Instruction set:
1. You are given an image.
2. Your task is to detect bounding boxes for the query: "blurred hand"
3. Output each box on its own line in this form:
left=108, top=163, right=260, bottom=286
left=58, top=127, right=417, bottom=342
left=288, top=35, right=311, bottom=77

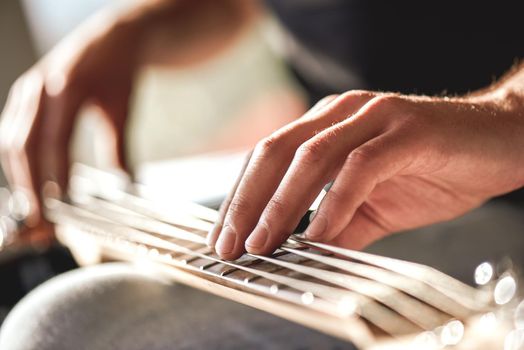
left=0, top=14, right=139, bottom=239
left=208, top=90, right=524, bottom=260
left=0, top=0, right=257, bottom=242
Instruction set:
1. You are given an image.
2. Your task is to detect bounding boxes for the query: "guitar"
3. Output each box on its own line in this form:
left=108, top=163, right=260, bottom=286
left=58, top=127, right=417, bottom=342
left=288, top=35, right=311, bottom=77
left=43, top=164, right=521, bottom=350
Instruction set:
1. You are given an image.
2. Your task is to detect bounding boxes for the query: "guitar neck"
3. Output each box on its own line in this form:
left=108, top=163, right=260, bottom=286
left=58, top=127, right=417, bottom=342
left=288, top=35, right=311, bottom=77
left=46, top=165, right=512, bottom=349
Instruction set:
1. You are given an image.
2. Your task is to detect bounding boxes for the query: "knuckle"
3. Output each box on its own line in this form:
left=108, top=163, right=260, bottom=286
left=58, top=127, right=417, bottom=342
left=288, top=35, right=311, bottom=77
left=265, top=196, right=286, bottom=216
left=340, top=90, right=376, bottom=102
left=226, top=195, right=252, bottom=221
left=295, top=138, right=329, bottom=165
left=366, top=94, right=402, bottom=111
left=325, top=186, right=345, bottom=206
left=316, top=94, right=339, bottom=106
left=322, top=94, right=340, bottom=101
left=254, top=134, right=283, bottom=158
left=347, top=145, right=377, bottom=167
left=332, top=90, right=377, bottom=108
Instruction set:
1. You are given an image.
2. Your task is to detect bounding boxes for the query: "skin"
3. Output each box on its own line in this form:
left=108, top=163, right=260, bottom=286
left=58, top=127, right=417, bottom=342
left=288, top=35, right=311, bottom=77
left=208, top=75, right=524, bottom=260
left=0, top=0, right=258, bottom=243
left=2, top=0, right=524, bottom=258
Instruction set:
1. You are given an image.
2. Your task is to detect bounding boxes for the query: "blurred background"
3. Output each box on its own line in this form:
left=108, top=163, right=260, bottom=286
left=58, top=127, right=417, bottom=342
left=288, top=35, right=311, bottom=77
left=1, top=0, right=524, bottom=336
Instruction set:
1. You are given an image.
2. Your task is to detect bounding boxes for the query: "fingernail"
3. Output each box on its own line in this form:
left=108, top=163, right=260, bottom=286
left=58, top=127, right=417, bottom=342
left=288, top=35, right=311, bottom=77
left=206, top=223, right=221, bottom=247
left=245, top=225, right=269, bottom=250
left=215, top=226, right=236, bottom=256
left=305, top=214, right=328, bottom=240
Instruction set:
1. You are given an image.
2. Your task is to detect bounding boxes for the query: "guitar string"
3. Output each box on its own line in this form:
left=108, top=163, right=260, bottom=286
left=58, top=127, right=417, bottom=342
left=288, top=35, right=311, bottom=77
left=291, top=238, right=491, bottom=310
left=280, top=246, right=475, bottom=319
left=71, top=168, right=488, bottom=304
left=47, top=198, right=422, bottom=336
left=72, top=178, right=490, bottom=313
left=54, top=169, right=493, bottom=332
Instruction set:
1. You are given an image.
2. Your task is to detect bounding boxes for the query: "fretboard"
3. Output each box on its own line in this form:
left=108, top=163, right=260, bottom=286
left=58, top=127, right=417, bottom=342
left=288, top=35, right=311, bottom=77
left=45, top=165, right=498, bottom=349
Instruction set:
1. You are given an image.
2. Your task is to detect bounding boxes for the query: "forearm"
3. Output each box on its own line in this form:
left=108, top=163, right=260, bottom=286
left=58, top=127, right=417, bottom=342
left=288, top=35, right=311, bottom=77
left=121, top=0, right=261, bottom=67
left=43, top=0, right=259, bottom=73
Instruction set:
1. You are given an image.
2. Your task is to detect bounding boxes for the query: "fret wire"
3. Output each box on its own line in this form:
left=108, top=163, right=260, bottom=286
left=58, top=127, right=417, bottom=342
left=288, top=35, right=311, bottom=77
left=207, top=251, right=289, bottom=277
left=199, top=261, right=220, bottom=271
left=220, top=267, right=239, bottom=277
left=184, top=256, right=202, bottom=264
left=244, top=266, right=286, bottom=283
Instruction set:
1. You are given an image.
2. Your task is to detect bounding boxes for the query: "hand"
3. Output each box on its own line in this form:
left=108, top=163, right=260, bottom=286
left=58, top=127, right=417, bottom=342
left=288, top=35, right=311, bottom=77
left=208, top=90, right=524, bottom=260
left=0, top=11, right=141, bottom=239
left=0, top=0, right=259, bottom=243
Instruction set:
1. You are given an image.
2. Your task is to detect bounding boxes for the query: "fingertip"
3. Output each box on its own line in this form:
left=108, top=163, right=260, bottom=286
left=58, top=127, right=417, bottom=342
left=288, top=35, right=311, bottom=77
left=244, top=225, right=269, bottom=254
left=206, top=223, right=221, bottom=247
left=304, top=212, right=328, bottom=241
left=214, top=225, right=243, bottom=260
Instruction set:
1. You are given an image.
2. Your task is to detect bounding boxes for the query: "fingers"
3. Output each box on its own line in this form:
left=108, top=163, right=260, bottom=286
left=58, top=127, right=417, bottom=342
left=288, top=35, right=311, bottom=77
left=214, top=91, right=377, bottom=259
left=40, top=85, right=82, bottom=192
left=244, top=96, right=389, bottom=256
left=304, top=130, right=416, bottom=244
left=0, top=71, right=83, bottom=230
left=96, top=85, right=132, bottom=172
left=206, top=94, right=338, bottom=248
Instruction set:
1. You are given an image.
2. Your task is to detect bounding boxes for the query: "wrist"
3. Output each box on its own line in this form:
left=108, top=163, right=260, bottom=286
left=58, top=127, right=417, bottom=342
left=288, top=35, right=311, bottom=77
left=455, top=79, right=524, bottom=191
left=466, top=66, right=524, bottom=115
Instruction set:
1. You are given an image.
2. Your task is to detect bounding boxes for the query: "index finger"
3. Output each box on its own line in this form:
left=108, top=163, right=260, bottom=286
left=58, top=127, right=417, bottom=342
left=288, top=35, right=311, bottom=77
left=206, top=95, right=340, bottom=249
left=206, top=149, right=253, bottom=247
